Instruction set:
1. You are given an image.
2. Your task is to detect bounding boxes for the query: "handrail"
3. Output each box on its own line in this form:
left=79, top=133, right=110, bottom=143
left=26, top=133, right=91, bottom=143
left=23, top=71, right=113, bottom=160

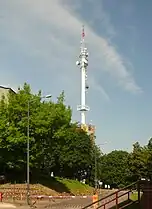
left=96, top=196, right=118, bottom=209
left=118, top=190, right=131, bottom=198
left=82, top=181, right=139, bottom=209
left=96, top=190, right=131, bottom=209
left=115, top=181, right=138, bottom=193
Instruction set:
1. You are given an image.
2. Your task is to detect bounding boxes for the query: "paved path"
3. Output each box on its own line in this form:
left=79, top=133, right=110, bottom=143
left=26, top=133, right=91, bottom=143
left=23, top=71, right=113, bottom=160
left=46, top=197, right=92, bottom=208
left=0, top=191, right=129, bottom=209
left=0, top=203, right=16, bottom=208
left=32, top=193, right=127, bottom=208
left=97, top=193, right=128, bottom=209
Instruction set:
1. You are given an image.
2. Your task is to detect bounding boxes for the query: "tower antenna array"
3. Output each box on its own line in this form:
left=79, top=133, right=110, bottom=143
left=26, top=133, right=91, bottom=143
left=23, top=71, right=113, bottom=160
left=76, top=25, right=90, bottom=125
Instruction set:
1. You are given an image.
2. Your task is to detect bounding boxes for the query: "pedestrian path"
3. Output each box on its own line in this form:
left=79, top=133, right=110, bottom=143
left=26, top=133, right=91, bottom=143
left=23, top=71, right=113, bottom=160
left=0, top=203, right=16, bottom=208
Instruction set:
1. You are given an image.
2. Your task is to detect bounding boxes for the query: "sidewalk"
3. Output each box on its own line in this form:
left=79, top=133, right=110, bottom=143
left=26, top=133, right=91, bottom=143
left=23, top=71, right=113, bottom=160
left=0, top=203, right=16, bottom=208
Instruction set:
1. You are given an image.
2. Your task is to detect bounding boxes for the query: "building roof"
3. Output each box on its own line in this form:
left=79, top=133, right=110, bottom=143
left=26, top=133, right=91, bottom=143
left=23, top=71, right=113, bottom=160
left=0, top=86, right=16, bottom=94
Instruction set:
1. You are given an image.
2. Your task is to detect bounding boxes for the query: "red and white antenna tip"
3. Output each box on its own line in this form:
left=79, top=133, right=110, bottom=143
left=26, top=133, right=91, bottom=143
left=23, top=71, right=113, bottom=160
left=82, top=25, right=85, bottom=38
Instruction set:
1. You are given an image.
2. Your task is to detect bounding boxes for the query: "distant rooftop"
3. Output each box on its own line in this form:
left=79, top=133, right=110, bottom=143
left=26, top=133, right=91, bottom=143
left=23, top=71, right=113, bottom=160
left=0, top=86, right=16, bottom=94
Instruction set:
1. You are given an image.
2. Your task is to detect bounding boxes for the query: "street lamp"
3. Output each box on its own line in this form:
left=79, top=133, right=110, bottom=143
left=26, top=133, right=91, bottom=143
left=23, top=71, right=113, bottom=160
left=94, top=142, right=107, bottom=189
left=27, top=95, right=51, bottom=205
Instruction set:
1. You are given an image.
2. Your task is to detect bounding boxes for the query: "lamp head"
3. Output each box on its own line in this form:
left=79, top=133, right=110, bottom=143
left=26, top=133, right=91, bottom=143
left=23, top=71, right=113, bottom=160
left=45, top=95, right=52, bottom=99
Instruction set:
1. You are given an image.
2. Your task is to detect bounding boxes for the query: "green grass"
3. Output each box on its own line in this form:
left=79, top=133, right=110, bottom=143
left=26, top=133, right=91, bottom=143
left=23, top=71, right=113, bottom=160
left=31, top=174, right=94, bottom=195
left=55, top=177, right=94, bottom=195
left=0, top=176, right=94, bottom=196
left=130, top=192, right=138, bottom=201
left=38, top=175, right=94, bottom=195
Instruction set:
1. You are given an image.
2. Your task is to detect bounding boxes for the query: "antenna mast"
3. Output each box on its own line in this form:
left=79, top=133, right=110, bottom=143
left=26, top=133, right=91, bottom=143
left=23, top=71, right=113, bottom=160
left=76, top=25, right=90, bottom=125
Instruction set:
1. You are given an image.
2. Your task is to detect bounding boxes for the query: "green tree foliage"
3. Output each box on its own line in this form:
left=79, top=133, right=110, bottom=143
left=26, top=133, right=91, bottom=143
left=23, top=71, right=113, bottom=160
left=1, top=83, right=152, bottom=187
left=146, top=138, right=152, bottom=180
left=97, top=139, right=152, bottom=188
left=0, top=83, right=94, bottom=182
left=98, top=150, right=130, bottom=188
left=97, top=140, right=152, bottom=188
left=128, top=142, right=149, bottom=182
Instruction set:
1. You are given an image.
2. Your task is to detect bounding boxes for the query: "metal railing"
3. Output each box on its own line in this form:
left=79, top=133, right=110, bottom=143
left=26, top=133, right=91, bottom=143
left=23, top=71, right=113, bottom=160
left=82, top=181, right=140, bottom=209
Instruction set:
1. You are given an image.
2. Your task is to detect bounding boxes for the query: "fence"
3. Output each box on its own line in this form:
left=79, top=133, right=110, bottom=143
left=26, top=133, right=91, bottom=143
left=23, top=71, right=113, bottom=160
left=82, top=181, right=140, bottom=209
left=0, top=183, right=90, bottom=206
left=1, top=181, right=151, bottom=208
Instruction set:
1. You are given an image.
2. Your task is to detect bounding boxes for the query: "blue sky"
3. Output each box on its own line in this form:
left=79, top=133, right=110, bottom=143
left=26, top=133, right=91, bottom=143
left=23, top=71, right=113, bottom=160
left=0, top=0, right=151, bottom=153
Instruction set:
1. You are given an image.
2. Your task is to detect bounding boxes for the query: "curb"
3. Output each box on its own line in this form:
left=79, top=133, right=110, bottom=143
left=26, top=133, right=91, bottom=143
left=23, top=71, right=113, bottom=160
left=33, top=195, right=91, bottom=199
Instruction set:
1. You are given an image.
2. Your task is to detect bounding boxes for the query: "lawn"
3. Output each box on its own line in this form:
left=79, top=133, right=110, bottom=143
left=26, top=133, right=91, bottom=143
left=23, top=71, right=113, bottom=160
left=56, top=177, right=94, bottom=195
left=0, top=176, right=94, bottom=196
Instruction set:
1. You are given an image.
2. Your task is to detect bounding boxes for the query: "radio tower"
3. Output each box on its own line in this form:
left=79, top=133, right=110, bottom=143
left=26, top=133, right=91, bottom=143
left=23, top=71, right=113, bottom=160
left=76, top=25, right=90, bottom=126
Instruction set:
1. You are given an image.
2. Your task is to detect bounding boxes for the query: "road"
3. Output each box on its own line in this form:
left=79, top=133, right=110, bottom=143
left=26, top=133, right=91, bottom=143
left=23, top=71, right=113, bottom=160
left=46, top=197, right=92, bottom=208
left=34, top=192, right=128, bottom=208
left=0, top=203, right=16, bottom=209
left=0, top=198, right=91, bottom=209
left=0, top=191, right=128, bottom=209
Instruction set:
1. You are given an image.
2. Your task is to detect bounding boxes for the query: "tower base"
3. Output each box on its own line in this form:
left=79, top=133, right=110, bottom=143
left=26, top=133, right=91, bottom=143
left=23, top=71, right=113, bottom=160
left=79, top=123, right=96, bottom=143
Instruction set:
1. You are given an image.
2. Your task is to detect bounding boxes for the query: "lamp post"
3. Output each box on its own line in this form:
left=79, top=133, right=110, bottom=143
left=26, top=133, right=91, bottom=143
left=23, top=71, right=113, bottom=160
left=94, top=146, right=97, bottom=189
left=27, top=95, right=51, bottom=205
left=94, top=142, right=107, bottom=189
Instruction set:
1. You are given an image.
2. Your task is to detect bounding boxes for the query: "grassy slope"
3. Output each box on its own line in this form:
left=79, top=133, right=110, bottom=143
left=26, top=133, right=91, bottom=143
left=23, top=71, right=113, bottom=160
left=0, top=177, right=94, bottom=196
left=57, top=177, right=94, bottom=195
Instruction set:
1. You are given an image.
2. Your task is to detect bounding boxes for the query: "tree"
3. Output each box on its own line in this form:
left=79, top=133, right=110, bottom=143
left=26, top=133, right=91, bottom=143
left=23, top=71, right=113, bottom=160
left=128, top=142, right=149, bottom=182
left=148, top=138, right=152, bottom=150
left=99, top=150, right=130, bottom=188
left=53, top=124, right=94, bottom=178
left=147, top=138, right=152, bottom=180
left=0, top=83, right=42, bottom=179
left=0, top=83, right=94, bottom=183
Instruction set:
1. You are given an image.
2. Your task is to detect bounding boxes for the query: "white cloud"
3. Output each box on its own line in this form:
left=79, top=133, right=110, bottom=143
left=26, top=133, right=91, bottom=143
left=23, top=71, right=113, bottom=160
left=0, top=0, right=141, bottom=100
left=30, top=0, right=141, bottom=92
left=0, top=0, right=144, bottom=153
left=89, top=78, right=110, bottom=102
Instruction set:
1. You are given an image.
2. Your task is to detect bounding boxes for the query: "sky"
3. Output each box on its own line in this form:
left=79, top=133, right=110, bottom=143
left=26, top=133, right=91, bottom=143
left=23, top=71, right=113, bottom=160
left=0, top=0, right=152, bottom=153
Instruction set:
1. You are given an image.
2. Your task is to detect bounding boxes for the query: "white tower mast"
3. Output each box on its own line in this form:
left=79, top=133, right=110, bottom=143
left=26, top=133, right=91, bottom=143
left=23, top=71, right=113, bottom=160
left=76, top=25, right=90, bottom=125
